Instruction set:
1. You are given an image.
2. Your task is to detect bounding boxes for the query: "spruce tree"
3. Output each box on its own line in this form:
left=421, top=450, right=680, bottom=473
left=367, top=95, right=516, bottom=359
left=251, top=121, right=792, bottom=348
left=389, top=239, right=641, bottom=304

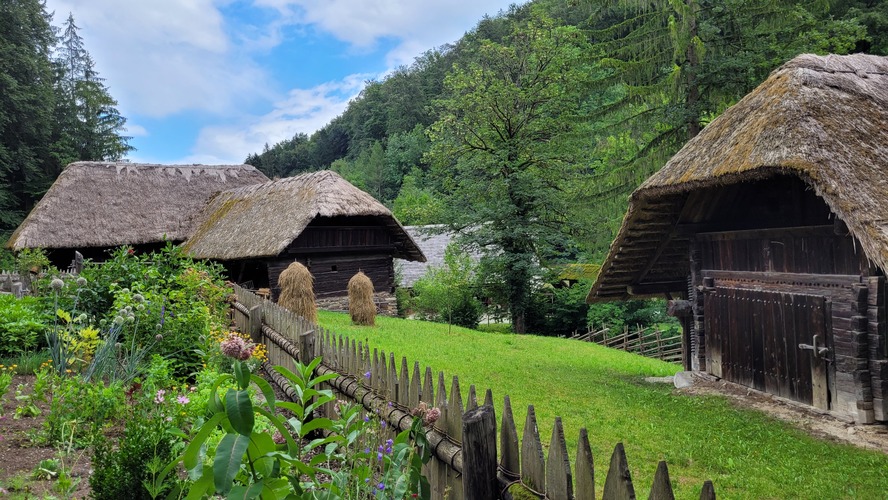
left=0, top=0, right=59, bottom=235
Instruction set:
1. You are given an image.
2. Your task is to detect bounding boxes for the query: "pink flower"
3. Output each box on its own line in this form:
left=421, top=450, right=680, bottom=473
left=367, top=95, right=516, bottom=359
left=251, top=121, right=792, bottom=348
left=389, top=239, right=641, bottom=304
left=220, top=334, right=255, bottom=361
left=177, top=395, right=190, bottom=405
left=154, top=390, right=166, bottom=404
left=423, top=407, right=441, bottom=425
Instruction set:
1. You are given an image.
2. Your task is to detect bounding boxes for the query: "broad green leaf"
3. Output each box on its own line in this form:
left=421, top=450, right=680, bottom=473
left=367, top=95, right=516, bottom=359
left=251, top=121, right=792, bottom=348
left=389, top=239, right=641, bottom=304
left=248, top=432, right=276, bottom=478
left=251, top=374, right=277, bottom=412
left=184, top=465, right=214, bottom=500
left=226, top=389, right=255, bottom=436
left=234, top=360, right=251, bottom=390
left=228, top=480, right=264, bottom=500
left=214, top=433, right=251, bottom=495
left=183, top=412, right=226, bottom=470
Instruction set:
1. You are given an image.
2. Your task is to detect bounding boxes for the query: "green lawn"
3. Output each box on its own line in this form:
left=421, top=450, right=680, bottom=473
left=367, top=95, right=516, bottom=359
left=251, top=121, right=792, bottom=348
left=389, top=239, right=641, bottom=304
left=318, top=312, right=888, bottom=499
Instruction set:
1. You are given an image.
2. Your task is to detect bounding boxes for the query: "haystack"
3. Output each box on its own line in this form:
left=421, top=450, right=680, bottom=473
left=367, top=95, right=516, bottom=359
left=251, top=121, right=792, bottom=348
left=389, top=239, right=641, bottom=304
left=348, top=272, right=376, bottom=326
left=277, top=262, right=317, bottom=323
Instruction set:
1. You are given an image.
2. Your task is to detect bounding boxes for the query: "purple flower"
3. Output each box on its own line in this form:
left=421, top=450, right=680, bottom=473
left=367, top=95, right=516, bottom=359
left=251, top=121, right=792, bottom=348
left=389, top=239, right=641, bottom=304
left=363, top=415, right=370, bottom=423
left=377, top=451, right=383, bottom=461
left=377, top=483, right=385, bottom=491
left=380, top=420, right=387, bottom=429
left=363, top=371, right=371, bottom=379
left=177, top=395, right=190, bottom=405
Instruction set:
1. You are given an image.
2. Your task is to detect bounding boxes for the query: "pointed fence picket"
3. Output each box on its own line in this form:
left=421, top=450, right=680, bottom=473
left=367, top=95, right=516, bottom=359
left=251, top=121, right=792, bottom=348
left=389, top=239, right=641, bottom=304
left=230, top=284, right=716, bottom=499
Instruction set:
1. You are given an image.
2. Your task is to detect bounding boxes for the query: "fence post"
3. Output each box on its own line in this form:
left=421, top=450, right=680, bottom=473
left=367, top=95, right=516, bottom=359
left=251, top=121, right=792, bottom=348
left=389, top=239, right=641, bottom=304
left=299, top=329, right=316, bottom=364
left=248, top=305, right=262, bottom=344
left=462, top=404, right=498, bottom=500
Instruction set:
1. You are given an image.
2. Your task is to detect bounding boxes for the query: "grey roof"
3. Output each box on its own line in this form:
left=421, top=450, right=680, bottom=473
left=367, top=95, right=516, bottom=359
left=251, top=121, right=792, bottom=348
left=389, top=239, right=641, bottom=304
left=396, top=225, right=480, bottom=287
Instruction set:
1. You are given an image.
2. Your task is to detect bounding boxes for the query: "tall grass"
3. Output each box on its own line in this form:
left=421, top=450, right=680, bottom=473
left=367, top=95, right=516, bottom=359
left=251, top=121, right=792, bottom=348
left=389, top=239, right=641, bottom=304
left=318, top=311, right=888, bottom=499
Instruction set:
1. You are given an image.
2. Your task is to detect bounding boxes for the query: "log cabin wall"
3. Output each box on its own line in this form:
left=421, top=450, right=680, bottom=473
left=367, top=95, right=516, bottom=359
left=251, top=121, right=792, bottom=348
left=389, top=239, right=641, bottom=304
left=683, top=176, right=884, bottom=422
left=267, top=216, right=397, bottom=300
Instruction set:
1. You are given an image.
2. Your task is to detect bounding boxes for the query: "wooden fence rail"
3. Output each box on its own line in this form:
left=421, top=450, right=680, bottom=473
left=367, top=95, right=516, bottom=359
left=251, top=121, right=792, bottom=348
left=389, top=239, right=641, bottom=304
left=231, top=285, right=714, bottom=499
left=572, top=326, right=683, bottom=364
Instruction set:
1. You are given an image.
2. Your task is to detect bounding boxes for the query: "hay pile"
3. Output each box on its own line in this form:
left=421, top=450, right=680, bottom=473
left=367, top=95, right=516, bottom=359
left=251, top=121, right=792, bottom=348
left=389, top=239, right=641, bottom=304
left=277, top=261, right=317, bottom=323
left=348, top=272, right=376, bottom=326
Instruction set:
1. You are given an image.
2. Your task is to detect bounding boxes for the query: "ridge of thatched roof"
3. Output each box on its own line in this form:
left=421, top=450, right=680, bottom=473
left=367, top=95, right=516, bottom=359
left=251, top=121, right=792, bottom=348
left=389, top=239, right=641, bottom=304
left=7, top=162, right=269, bottom=251
left=588, top=53, right=888, bottom=303
left=183, top=170, right=426, bottom=262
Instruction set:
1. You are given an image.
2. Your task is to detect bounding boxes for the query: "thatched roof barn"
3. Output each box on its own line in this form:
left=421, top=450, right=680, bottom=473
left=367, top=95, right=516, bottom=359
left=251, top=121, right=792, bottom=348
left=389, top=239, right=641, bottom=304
left=586, top=53, right=888, bottom=424
left=7, top=162, right=269, bottom=259
left=183, top=170, right=425, bottom=298
left=588, top=53, right=888, bottom=303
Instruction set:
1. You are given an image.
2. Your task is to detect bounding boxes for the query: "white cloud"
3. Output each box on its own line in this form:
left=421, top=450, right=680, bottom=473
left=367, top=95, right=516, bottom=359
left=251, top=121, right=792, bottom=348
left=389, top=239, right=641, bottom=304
left=184, top=74, right=370, bottom=164
left=255, top=0, right=517, bottom=64
left=125, top=124, right=148, bottom=137
left=46, top=0, right=270, bottom=118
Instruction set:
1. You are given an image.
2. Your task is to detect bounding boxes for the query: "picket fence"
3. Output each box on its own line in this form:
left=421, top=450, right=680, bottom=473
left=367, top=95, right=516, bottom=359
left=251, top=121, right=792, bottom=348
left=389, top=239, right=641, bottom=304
left=231, top=285, right=715, bottom=499
left=572, top=326, right=683, bottom=365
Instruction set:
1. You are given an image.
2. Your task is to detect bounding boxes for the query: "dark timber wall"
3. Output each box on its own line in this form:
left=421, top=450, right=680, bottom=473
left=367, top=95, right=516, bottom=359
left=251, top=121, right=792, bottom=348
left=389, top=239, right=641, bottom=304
left=266, top=216, right=397, bottom=300
left=684, top=176, right=887, bottom=423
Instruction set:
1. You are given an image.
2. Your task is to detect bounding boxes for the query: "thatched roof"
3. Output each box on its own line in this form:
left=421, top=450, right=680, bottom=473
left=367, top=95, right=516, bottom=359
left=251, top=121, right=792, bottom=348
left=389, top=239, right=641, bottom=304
left=183, top=170, right=425, bottom=262
left=7, top=162, right=269, bottom=251
left=588, top=53, right=888, bottom=302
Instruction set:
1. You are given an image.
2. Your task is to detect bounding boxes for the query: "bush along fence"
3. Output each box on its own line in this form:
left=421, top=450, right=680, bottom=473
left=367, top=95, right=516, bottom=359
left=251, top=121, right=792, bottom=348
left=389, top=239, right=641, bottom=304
left=231, top=284, right=715, bottom=499
left=572, top=326, right=683, bottom=365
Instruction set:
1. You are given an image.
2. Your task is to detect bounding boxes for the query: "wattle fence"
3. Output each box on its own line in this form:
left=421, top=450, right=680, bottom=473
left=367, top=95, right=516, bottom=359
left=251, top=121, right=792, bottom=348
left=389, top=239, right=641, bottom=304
left=231, top=285, right=715, bottom=499
left=572, top=326, right=683, bottom=364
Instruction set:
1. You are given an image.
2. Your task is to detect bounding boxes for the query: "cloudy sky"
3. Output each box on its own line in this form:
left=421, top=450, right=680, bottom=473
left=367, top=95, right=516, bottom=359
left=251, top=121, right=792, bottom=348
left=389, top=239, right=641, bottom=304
left=44, top=0, right=520, bottom=165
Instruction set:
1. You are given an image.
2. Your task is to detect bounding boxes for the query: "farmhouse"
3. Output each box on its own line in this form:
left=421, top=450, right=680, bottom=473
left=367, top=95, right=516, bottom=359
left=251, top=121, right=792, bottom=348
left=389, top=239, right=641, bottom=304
left=6, top=162, right=269, bottom=265
left=587, top=53, right=888, bottom=423
left=182, top=170, right=425, bottom=302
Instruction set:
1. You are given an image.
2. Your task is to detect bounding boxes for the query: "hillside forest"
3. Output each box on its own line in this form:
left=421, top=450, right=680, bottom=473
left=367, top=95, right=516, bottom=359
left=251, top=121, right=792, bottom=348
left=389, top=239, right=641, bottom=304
left=2, top=0, right=887, bottom=334
left=244, top=0, right=888, bottom=332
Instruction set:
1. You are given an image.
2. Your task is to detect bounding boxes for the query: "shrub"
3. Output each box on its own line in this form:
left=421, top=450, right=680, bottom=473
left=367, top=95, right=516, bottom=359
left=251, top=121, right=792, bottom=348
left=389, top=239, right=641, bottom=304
left=526, top=281, right=590, bottom=336
left=348, top=271, right=376, bottom=326
left=0, top=295, right=50, bottom=355
left=277, top=261, right=317, bottom=322
left=410, top=244, right=482, bottom=329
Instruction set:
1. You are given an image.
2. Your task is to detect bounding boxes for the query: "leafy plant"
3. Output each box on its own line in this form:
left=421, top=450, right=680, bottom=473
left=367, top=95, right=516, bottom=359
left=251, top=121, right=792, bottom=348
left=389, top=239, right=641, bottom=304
left=410, top=243, right=482, bottom=329
left=0, top=294, right=50, bottom=355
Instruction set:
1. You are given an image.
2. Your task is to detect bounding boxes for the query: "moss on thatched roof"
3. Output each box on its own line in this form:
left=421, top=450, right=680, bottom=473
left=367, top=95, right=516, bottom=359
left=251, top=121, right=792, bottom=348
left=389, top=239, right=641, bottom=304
left=183, top=170, right=425, bottom=262
left=7, top=162, right=269, bottom=251
left=588, top=53, right=888, bottom=303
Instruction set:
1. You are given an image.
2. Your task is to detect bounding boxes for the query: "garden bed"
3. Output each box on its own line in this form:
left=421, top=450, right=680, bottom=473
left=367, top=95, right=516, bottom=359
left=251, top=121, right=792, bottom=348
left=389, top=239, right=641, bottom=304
left=0, top=375, right=93, bottom=498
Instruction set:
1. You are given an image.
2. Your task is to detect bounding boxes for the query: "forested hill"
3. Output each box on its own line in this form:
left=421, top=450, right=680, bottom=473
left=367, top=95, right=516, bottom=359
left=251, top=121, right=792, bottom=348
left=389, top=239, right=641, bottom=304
left=245, top=0, right=886, bottom=260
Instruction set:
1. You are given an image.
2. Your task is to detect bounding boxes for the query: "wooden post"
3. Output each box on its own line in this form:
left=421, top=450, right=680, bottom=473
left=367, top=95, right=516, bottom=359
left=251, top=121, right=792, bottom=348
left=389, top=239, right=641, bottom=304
left=299, top=329, right=316, bottom=365
left=248, top=305, right=262, bottom=345
left=462, top=404, right=497, bottom=500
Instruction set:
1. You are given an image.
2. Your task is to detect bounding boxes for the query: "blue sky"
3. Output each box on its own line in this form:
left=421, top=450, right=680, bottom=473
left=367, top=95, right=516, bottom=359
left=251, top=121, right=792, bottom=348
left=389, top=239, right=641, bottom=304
left=44, top=0, right=521, bottom=165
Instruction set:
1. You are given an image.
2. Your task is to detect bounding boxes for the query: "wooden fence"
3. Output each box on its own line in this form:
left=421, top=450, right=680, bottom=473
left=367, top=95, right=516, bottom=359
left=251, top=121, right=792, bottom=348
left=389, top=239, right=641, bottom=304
left=231, top=285, right=715, bottom=499
left=572, top=326, right=683, bottom=364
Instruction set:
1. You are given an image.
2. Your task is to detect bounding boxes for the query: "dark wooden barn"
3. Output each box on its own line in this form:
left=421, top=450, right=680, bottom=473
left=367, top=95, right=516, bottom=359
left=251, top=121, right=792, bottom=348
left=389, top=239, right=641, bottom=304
left=183, top=170, right=425, bottom=300
left=6, top=162, right=269, bottom=266
left=587, top=54, right=888, bottom=423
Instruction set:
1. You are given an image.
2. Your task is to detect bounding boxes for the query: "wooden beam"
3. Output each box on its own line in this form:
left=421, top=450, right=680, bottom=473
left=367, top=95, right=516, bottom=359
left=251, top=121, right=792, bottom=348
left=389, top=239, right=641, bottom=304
left=628, top=280, right=687, bottom=295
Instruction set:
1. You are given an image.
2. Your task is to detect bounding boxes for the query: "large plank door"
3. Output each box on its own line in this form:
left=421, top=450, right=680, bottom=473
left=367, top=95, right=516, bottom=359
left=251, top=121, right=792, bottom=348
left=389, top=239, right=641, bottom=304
left=705, top=287, right=831, bottom=409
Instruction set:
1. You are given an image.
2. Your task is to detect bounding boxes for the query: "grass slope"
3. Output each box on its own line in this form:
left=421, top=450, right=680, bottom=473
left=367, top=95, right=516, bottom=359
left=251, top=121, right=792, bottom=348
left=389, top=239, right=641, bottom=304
left=319, top=312, right=888, bottom=499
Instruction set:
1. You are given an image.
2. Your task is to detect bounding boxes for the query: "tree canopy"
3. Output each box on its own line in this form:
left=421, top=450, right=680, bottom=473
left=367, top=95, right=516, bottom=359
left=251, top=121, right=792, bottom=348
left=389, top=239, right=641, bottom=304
left=0, top=3, right=133, bottom=239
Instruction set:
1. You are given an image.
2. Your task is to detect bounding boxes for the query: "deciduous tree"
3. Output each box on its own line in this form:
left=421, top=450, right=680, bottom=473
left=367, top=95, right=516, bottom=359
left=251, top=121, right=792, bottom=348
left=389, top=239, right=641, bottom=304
left=427, top=13, right=592, bottom=333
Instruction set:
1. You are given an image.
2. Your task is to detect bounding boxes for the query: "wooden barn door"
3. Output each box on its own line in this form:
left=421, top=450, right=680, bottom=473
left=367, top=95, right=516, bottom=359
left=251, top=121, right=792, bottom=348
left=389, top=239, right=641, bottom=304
left=705, top=287, right=831, bottom=409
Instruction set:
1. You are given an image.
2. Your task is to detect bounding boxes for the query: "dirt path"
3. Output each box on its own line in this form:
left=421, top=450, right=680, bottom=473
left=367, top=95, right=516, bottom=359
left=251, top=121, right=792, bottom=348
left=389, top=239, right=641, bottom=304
left=678, top=374, right=888, bottom=454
